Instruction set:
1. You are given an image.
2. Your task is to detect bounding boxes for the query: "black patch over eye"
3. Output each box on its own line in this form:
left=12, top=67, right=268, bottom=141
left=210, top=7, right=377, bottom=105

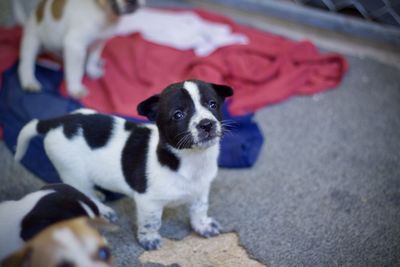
left=173, top=110, right=185, bottom=120
left=57, top=261, right=75, bottom=267
left=208, top=100, right=217, bottom=109
left=97, top=246, right=111, bottom=262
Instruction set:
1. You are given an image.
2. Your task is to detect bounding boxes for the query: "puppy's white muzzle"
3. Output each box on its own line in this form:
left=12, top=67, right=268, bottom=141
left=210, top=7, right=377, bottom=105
left=193, top=119, right=221, bottom=149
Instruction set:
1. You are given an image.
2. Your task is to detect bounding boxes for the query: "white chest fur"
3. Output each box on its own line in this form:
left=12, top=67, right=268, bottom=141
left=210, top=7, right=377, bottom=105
left=144, top=126, right=219, bottom=206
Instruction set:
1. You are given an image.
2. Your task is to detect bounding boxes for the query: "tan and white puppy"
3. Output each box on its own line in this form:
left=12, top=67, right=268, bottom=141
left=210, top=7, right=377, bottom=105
left=0, top=183, right=103, bottom=260
left=1, top=217, right=115, bottom=267
left=16, top=0, right=145, bottom=98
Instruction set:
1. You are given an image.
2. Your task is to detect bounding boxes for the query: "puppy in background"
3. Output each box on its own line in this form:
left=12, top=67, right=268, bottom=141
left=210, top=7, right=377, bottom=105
left=15, top=0, right=145, bottom=98
left=1, top=217, right=115, bottom=267
left=0, top=183, right=101, bottom=260
left=15, top=80, right=233, bottom=250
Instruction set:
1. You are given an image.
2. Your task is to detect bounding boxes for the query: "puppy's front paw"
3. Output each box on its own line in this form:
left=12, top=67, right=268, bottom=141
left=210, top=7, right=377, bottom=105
left=192, top=217, right=221, bottom=238
left=138, top=232, right=161, bottom=250
left=69, top=85, right=89, bottom=99
left=103, top=211, right=119, bottom=223
left=22, top=79, right=42, bottom=92
left=99, top=206, right=118, bottom=223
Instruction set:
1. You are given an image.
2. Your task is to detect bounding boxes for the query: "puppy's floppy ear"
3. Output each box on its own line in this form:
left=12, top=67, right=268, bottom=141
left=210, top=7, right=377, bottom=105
left=1, top=245, right=33, bottom=267
left=137, top=95, right=160, bottom=121
left=211, top=83, right=234, bottom=99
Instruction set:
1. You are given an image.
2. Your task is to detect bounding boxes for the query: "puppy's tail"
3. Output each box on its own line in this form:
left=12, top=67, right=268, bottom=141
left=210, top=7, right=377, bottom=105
left=12, top=0, right=28, bottom=26
left=15, top=119, right=39, bottom=161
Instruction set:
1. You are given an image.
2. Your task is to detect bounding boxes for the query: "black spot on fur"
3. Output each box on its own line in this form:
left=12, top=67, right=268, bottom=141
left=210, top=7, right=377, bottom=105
left=124, top=121, right=136, bottom=131
left=157, top=144, right=180, bottom=171
left=121, top=124, right=151, bottom=193
left=20, top=183, right=100, bottom=241
left=36, top=119, right=55, bottom=134
left=137, top=95, right=160, bottom=121
left=37, top=113, right=114, bottom=149
left=154, top=85, right=195, bottom=149
left=210, top=82, right=234, bottom=99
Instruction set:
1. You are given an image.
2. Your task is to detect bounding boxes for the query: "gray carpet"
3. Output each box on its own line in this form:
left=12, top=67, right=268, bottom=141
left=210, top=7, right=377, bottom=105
left=1, top=54, right=399, bottom=266
left=1, top=0, right=400, bottom=266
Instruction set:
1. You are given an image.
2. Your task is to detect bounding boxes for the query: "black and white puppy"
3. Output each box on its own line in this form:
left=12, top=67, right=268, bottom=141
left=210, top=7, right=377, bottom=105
left=15, top=80, right=233, bottom=250
left=0, top=183, right=100, bottom=260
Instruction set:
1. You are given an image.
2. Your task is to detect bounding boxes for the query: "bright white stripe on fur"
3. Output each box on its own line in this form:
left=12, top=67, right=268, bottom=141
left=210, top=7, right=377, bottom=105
left=71, top=108, right=96, bottom=115
left=79, top=201, right=96, bottom=219
left=14, top=119, right=39, bottom=162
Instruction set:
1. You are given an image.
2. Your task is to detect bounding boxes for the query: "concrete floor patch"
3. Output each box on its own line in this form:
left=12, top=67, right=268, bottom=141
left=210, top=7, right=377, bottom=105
left=139, top=233, right=266, bottom=267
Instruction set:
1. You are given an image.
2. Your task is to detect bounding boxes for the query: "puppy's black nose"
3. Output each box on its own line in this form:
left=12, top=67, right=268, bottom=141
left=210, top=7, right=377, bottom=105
left=197, top=119, right=215, bottom=133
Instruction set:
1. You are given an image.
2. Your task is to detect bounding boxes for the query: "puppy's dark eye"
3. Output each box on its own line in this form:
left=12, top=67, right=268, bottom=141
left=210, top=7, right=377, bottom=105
left=208, top=100, right=217, bottom=109
left=173, top=110, right=185, bottom=120
left=97, top=246, right=111, bottom=262
left=57, top=261, right=74, bottom=267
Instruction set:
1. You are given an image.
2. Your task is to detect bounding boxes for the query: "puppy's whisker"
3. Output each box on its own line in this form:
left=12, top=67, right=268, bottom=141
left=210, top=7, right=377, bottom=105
left=176, top=137, right=185, bottom=149
left=221, top=122, right=238, bottom=130
left=182, top=135, right=192, bottom=149
left=221, top=130, right=233, bottom=137
left=184, top=134, right=193, bottom=148
left=175, top=131, right=190, bottom=139
left=221, top=125, right=235, bottom=137
left=176, top=132, right=191, bottom=149
left=221, top=119, right=239, bottom=126
left=177, top=138, right=185, bottom=149
left=218, top=131, right=230, bottom=138
left=180, top=133, right=190, bottom=146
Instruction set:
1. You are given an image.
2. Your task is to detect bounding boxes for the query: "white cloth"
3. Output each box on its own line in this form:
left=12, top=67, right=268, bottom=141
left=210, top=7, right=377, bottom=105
left=115, top=8, right=248, bottom=56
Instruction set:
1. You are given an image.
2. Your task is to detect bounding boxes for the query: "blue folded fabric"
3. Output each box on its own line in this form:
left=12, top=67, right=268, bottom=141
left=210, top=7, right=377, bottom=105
left=219, top=104, right=264, bottom=168
left=0, top=63, right=264, bottom=199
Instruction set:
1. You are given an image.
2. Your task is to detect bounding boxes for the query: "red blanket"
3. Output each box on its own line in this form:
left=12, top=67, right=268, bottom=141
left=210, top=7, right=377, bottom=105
left=63, top=9, right=347, bottom=117
left=0, top=27, right=23, bottom=139
left=1, top=9, right=347, bottom=119
left=0, top=27, right=22, bottom=78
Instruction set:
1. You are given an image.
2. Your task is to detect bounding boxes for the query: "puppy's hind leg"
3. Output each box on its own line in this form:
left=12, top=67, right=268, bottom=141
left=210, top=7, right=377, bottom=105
left=43, top=135, right=118, bottom=222
left=86, top=41, right=105, bottom=79
left=63, top=33, right=90, bottom=98
left=18, top=18, right=42, bottom=92
left=61, top=173, right=118, bottom=223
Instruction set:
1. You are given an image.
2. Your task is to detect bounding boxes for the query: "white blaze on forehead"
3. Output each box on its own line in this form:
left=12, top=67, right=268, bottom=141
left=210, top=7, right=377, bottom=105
left=183, top=81, right=201, bottom=108
left=183, top=81, right=215, bottom=121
